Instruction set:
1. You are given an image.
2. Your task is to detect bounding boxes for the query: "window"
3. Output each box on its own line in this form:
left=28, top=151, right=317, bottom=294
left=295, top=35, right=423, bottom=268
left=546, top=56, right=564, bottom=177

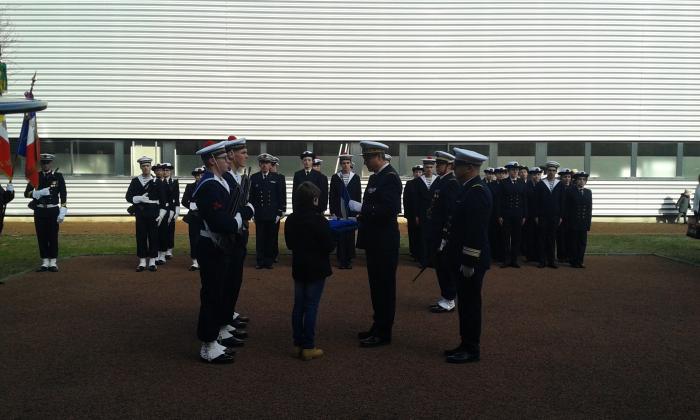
left=497, top=142, right=535, bottom=167
left=175, top=141, right=201, bottom=177
left=682, top=142, right=700, bottom=179
left=590, top=143, right=631, bottom=178
left=636, top=143, right=676, bottom=178
left=547, top=142, right=585, bottom=172
left=40, top=140, right=73, bottom=174
left=74, top=141, right=115, bottom=175
left=266, top=141, right=309, bottom=177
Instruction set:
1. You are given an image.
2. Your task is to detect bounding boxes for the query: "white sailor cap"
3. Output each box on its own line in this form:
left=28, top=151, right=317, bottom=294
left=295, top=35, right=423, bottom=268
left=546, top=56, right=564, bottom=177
left=452, top=148, right=488, bottom=166
left=412, top=164, right=424, bottom=171
left=528, top=166, right=541, bottom=174
left=191, top=166, right=205, bottom=176
left=422, top=156, right=436, bottom=165
left=162, top=162, right=174, bottom=170
left=257, top=153, right=274, bottom=163
left=359, top=141, right=389, bottom=155
left=137, top=156, right=153, bottom=165
left=196, top=140, right=228, bottom=160
left=484, top=167, right=495, bottom=174
left=300, top=150, right=315, bottom=160
left=558, top=167, right=573, bottom=175
left=313, top=158, right=323, bottom=165
left=573, top=171, right=590, bottom=179
left=434, top=151, right=455, bottom=163
left=225, top=136, right=247, bottom=151
left=338, top=154, right=353, bottom=162
left=504, top=161, right=520, bottom=169
left=544, top=160, right=561, bottom=169
left=39, top=153, right=55, bottom=162
left=270, top=155, right=280, bottom=164
left=385, top=154, right=392, bottom=162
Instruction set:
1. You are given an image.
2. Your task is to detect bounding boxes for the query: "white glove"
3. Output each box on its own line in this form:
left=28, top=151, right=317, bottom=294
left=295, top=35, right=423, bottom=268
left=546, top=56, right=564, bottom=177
left=32, top=188, right=51, bottom=199
left=174, top=206, right=181, bottom=219
left=57, top=207, right=68, bottom=223
left=275, top=215, right=281, bottom=224
left=348, top=216, right=357, bottom=222
left=132, top=195, right=145, bottom=204
left=234, top=213, right=243, bottom=232
left=6, top=183, right=13, bottom=193
left=460, top=265, right=475, bottom=278
left=438, top=239, right=447, bottom=252
left=246, top=202, right=255, bottom=216
left=348, top=200, right=362, bottom=213
left=189, top=202, right=198, bottom=211
left=156, top=209, right=167, bottom=225
left=168, top=210, right=175, bottom=223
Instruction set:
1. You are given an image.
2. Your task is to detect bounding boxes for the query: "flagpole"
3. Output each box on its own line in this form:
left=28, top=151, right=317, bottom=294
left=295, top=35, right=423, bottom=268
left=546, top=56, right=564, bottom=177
left=8, top=72, right=37, bottom=184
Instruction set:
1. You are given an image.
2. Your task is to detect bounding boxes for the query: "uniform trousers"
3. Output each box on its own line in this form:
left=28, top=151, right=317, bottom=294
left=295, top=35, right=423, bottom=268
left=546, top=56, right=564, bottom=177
left=501, top=216, right=523, bottom=264
left=435, top=252, right=457, bottom=300
left=522, top=218, right=539, bottom=261
left=456, top=268, right=486, bottom=353
left=418, top=217, right=432, bottom=267
left=567, top=229, right=588, bottom=266
left=34, top=208, right=60, bottom=259
left=489, top=218, right=504, bottom=262
left=135, top=213, right=158, bottom=258
left=406, top=218, right=420, bottom=259
left=255, top=220, right=276, bottom=266
left=556, top=225, right=568, bottom=261
left=157, top=218, right=170, bottom=252
left=168, top=220, right=176, bottom=249
left=365, top=231, right=399, bottom=339
left=336, top=230, right=355, bottom=267
left=197, top=237, right=229, bottom=342
left=272, top=220, right=280, bottom=260
left=187, top=216, right=201, bottom=259
left=537, top=217, right=560, bottom=265
left=223, top=241, right=247, bottom=322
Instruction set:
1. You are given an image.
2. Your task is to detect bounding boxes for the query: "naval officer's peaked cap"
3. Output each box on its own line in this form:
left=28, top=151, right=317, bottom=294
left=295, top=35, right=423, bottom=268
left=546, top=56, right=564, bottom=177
left=359, top=141, right=389, bottom=154
left=257, top=153, right=274, bottom=163
left=137, top=156, right=153, bottom=165
left=39, top=153, right=55, bottom=162
left=300, top=150, right=316, bottom=160
left=452, top=148, right=488, bottom=166
left=504, top=161, right=520, bottom=169
left=434, top=151, right=455, bottom=163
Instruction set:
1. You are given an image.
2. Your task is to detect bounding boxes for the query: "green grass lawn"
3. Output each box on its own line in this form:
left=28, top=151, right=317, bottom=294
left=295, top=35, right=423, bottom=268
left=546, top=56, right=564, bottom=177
left=1, top=232, right=698, bottom=281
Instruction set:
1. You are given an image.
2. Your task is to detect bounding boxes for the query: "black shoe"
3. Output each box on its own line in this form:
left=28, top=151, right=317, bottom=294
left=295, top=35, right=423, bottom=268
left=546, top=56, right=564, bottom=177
left=446, top=351, right=480, bottom=364
left=230, top=319, right=248, bottom=329
left=537, top=263, right=546, bottom=268
left=255, top=265, right=264, bottom=269
left=500, top=263, right=510, bottom=268
left=359, top=335, right=391, bottom=348
left=223, top=347, right=237, bottom=356
left=357, top=329, right=375, bottom=340
left=136, top=266, right=145, bottom=272
left=430, top=305, right=454, bottom=314
left=48, top=266, right=59, bottom=272
left=219, top=336, right=246, bottom=347
left=510, top=262, right=520, bottom=268
left=443, top=345, right=464, bottom=357
left=234, top=314, right=250, bottom=323
left=165, top=254, right=173, bottom=260
left=188, top=265, right=196, bottom=271
left=36, top=266, right=48, bottom=272
left=264, top=265, right=273, bottom=269
left=148, top=265, right=157, bottom=272
left=548, top=263, right=558, bottom=269
left=200, top=353, right=235, bottom=364
left=231, top=330, right=248, bottom=340
left=155, top=260, right=165, bottom=266
left=578, top=263, right=586, bottom=268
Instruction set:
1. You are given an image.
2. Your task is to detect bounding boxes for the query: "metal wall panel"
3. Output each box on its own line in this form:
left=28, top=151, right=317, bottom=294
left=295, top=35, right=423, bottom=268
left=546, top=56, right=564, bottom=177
left=1, top=1, right=699, bottom=143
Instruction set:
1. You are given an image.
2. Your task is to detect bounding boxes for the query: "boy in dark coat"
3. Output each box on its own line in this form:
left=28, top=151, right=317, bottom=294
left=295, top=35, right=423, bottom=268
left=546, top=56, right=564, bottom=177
left=285, top=181, right=335, bottom=361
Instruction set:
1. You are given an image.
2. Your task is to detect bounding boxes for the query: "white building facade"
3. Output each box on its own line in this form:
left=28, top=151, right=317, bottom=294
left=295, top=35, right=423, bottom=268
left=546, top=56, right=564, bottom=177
left=1, top=1, right=698, bottom=215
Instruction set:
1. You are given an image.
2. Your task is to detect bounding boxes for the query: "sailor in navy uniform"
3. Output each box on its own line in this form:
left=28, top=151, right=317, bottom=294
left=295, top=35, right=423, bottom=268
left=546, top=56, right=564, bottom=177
left=440, top=148, right=492, bottom=363
left=535, top=161, right=566, bottom=268
left=312, top=158, right=323, bottom=172
left=523, top=166, right=542, bottom=262
left=292, top=151, right=328, bottom=214
left=413, top=157, right=436, bottom=268
left=193, top=141, right=248, bottom=364
left=556, top=168, right=574, bottom=262
left=250, top=153, right=285, bottom=269
left=181, top=166, right=205, bottom=271
left=353, top=141, right=402, bottom=348
left=496, top=161, right=528, bottom=268
left=403, top=165, right=423, bottom=261
left=427, top=151, right=460, bottom=313
left=222, top=136, right=254, bottom=339
left=0, top=181, right=15, bottom=235
left=163, top=163, right=180, bottom=260
left=153, top=163, right=172, bottom=265
left=126, top=156, right=167, bottom=271
left=23, top=153, right=68, bottom=272
left=565, top=172, right=593, bottom=268
left=329, top=154, right=362, bottom=269
left=269, top=155, right=286, bottom=263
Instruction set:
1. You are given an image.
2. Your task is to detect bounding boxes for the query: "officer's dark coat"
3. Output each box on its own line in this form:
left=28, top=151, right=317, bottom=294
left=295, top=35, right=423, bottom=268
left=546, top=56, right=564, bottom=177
left=0, top=184, right=15, bottom=234
left=535, top=179, right=566, bottom=219
left=412, top=176, right=435, bottom=222
left=445, top=176, right=493, bottom=270
left=427, top=172, right=460, bottom=248
left=181, top=182, right=197, bottom=211
left=402, top=178, right=417, bottom=220
left=292, top=169, right=328, bottom=213
left=356, top=164, right=402, bottom=250
left=329, top=172, right=362, bottom=218
left=565, top=187, right=593, bottom=231
left=168, top=177, right=180, bottom=211
left=250, top=171, right=285, bottom=222
left=24, top=170, right=68, bottom=217
left=273, top=171, right=287, bottom=215
left=496, top=178, right=528, bottom=219
left=125, top=174, right=168, bottom=217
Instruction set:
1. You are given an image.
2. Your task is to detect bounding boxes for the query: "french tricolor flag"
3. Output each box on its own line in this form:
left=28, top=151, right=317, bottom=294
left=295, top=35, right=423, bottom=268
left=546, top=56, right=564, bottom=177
left=17, top=110, right=40, bottom=188
left=0, top=115, right=11, bottom=178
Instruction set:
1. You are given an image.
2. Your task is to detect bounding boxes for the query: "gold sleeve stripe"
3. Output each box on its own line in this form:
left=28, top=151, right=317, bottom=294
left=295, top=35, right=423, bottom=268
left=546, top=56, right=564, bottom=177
left=462, top=246, right=481, bottom=257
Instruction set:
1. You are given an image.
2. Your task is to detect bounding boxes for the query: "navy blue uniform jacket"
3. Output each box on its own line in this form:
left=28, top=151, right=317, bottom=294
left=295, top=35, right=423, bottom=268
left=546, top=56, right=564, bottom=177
left=292, top=169, right=328, bottom=213
left=445, top=176, right=493, bottom=270
left=250, top=171, right=285, bottom=222
left=356, top=164, right=402, bottom=251
left=565, top=187, right=593, bottom=231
